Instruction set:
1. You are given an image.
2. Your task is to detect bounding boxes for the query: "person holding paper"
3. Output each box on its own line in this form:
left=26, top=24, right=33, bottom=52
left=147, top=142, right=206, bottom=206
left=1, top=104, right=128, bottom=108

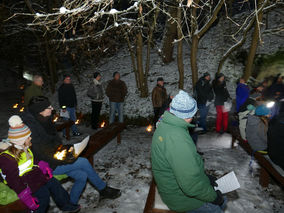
left=151, top=91, right=226, bottom=213
left=21, top=96, right=121, bottom=205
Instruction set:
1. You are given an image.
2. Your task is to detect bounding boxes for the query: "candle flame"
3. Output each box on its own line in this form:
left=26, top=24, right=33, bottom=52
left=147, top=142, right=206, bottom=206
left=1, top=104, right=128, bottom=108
left=54, top=149, right=67, bottom=160
left=13, top=104, right=19, bottom=109
left=75, top=119, right=80, bottom=124
left=100, top=121, right=106, bottom=128
left=19, top=107, right=24, bottom=112
left=146, top=125, right=153, bottom=132
left=19, top=85, right=25, bottom=90
left=53, top=116, right=59, bottom=123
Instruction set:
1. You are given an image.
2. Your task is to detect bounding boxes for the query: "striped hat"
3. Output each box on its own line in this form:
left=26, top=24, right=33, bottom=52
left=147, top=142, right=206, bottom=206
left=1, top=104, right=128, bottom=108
left=8, top=115, right=31, bottom=145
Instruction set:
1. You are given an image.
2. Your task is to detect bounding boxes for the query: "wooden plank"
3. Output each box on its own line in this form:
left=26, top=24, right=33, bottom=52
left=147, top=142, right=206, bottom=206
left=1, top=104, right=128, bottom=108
left=0, top=200, right=29, bottom=213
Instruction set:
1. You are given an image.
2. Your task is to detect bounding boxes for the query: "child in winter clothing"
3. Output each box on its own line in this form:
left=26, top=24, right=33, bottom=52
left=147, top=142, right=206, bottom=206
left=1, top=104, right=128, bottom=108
left=213, top=73, right=231, bottom=133
left=246, top=105, right=270, bottom=152
left=0, top=115, right=80, bottom=213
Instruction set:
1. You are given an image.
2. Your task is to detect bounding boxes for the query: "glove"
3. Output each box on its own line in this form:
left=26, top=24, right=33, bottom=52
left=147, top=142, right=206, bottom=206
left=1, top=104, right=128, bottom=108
left=211, top=190, right=224, bottom=206
left=38, top=161, right=53, bottom=179
left=18, top=188, right=39, bottom=211
left=207, top=174, right=218, bottom=187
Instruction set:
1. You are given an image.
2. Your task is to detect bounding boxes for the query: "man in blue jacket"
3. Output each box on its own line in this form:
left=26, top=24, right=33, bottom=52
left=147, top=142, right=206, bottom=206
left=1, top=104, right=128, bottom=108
left=236, top=78, right=250, bottom=112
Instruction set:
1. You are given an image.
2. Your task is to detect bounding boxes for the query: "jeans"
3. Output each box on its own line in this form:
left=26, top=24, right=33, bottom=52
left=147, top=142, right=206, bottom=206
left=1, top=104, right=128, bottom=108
left=153, top=107, right=161, bottom=126
left=33, top=178, right=72, bottom=213
left=198, top=104, right=209, bottom=131
left=53, top=157, right=106, bottom=204
left=91, top=101, right=102, bottom=129
left=63, top=107, right=79, bottom=135
left=109, top=102, right=124, bottom=123
left=186, top=197, right=227, bottom=213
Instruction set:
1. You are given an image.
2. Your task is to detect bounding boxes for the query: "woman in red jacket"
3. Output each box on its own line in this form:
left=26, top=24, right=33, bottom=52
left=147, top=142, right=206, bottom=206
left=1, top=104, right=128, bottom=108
left=0, top=115, right=80, bottom=213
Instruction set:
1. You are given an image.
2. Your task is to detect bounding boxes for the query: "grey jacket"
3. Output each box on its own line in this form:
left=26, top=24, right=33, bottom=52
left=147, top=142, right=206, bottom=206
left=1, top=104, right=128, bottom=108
left=246, top=114, right=268, bottom=151
left=87, top=79, right=104, bottom=102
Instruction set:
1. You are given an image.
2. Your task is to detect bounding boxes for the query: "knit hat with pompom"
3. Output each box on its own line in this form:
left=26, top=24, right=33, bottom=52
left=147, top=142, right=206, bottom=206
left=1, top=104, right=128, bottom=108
left=8, top=115, right=31, bottom=145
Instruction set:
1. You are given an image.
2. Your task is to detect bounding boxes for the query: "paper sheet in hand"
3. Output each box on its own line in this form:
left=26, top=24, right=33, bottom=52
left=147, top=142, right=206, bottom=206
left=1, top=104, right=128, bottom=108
left=74, top=136, right=89, bottom=156
left=214, top=171, right=240, bottom=194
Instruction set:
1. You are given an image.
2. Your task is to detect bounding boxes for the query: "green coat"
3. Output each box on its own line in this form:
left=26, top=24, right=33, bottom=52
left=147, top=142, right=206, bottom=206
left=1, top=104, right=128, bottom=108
left=24, top=83, right=43, bottom=106
left=151, top=111, right=217, bottom=212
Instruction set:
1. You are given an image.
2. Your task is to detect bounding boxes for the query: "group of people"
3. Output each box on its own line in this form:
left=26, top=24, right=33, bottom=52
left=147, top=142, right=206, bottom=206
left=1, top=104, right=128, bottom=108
left=236, top=74, right=284, bottom=170
left=0, top=72, right=129, bottom=212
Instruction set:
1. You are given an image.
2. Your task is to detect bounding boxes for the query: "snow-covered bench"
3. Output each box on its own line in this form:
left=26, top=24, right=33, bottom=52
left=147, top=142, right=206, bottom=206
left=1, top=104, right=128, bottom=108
left=231, top=128, right=284, bottom=187
left=144, top=179, right=177, bottom=213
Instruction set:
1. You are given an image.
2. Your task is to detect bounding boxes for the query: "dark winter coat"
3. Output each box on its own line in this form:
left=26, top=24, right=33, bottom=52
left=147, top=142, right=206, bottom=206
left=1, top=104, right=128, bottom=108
left=24, top=83, right=43, bottom=106
left=195, top=77, right=214, bottom=105
left=246, top=114, right=268, bottom=151
left=87, top=79, right=104, bottom=102
left=236, top=83, right=250, bottom=112
left=106, top=79, right=127, bottom=103
left=213, top=80, right=230, bottom=106
left=58, top=83, right=77, bottom=108
left=21, top=111, right=76, bottom=169
left=0, top=154, right=48, bottom=194
left=152, top=85, right=167, bottom=108
left=268, top=113, right=284, bottom=170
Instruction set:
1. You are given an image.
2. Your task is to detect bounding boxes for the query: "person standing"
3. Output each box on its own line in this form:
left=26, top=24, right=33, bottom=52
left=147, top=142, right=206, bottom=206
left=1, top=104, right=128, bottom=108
left=87, top=72, right=104, bottom=129
left=195, top=72, right=214, bottom=132
left=151, top=90, right=226, bottom=213
left=24, top=75, right=44, bottom=106
left=151, top=77, right=167, bottom=126
left=213, top=73, right=231, bottom=133
left=236, top=78, right=250, bottom=112
left=106, top=72, right=127, bottom=124
left=58, top=74, right=81, bottom=136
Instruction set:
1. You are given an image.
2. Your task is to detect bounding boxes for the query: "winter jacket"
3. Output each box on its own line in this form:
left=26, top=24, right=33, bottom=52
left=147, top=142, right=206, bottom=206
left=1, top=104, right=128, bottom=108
left=58, top=83, right=77, bottom=108
left=213, top=81, right=230, bottom=106
left=87, top=79, right=104, bottom=102
left=268, top=113, right=284, bottom=170
left=246, top=114, right=268, bottom=151
left=21, top=111, right=76, bottom=169
left=151, top=111, right=217, bottom=212
left=195, top=77, right=214, bottom=105
left=238, top=109, right=254, bottom=140
left=236, top=83, right=250, bottom=112
left=0, top=151, right=48, bottom=194
left=152, top=85, right=167, bottom=108
left=24, top=83, right=43, bottom=106
left=106, top=79, right=127, bottom=103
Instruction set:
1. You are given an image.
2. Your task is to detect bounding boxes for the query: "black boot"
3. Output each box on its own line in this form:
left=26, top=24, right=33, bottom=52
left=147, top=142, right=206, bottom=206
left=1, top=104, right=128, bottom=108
left=61, top=204, right=81, bottom=213
left=99, top=186, right=121, bottom=200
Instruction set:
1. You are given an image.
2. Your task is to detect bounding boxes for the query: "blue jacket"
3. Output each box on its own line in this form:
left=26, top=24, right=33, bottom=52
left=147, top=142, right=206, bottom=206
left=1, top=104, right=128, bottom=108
left=236, top=83, right=250, bottom=112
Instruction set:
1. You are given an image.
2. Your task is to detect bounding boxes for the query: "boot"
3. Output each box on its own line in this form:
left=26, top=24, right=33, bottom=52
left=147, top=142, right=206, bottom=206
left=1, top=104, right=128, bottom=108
left=61, top=204, right=80, bottom=213
left=99, top=186, right=121, bottom=200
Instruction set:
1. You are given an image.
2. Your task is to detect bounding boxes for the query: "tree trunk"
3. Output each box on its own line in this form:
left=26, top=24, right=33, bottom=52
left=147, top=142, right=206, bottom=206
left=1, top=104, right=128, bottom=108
left=161, top=5, right=177, bottom=64
left=243, top=0, right=265, bottom=81
left=190, top=35, right=199, bottom=87
left=136, top=31, right=148, bottom=97
left=177, top=6, right=184, bottom=90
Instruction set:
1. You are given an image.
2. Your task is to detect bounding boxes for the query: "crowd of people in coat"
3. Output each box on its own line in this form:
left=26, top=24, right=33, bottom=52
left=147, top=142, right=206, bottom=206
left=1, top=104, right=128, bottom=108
left=1, top=70, right=284, bottom=213
left=0, top=72, right=128, bottom=212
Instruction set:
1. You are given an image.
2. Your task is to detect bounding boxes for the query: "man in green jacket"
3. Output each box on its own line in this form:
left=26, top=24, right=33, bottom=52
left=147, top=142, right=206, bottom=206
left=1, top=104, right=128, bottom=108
left=24, top=75, right=44, bottom=106
left=151, top=90, right=226, bottom=213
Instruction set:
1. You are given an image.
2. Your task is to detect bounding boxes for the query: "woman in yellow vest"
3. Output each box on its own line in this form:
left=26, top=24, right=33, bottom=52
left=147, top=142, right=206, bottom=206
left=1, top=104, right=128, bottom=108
left=0, top=115, right=80, bottom=213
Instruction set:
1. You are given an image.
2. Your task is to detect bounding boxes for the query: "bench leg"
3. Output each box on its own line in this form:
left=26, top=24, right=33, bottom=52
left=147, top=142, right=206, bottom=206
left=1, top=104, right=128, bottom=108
left=259, top=167, right=269, bottom=187
left=231, top=135, right=236, bottom=149
left=88, top=156, right=94, bottom=167
left=66, top=127, right=70, bottom=140
left=117, top=133, right=121, bottom=144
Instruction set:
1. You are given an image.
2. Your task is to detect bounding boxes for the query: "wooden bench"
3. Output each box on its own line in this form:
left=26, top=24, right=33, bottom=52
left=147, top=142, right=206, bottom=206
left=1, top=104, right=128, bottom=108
left=0, top=122, right=126, bottom=212
left=55, top=120, right=74, bottom=140
left=81, top=122, right=126, bottom=166
left=231, top=127, right=284, bottom=187
left=144, top=179, right=176, bottom=213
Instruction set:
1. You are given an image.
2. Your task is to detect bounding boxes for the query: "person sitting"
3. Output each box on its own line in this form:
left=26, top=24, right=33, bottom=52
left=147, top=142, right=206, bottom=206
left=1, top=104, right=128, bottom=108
left=151, top=90, right=226, bottom=213
left=246, top=105, right=270, bottom=153
left=0, top=115, right=80, bottom=213
left=268, top=101, right=284, bottom=170
left=21, top=96, right=121, bottom=205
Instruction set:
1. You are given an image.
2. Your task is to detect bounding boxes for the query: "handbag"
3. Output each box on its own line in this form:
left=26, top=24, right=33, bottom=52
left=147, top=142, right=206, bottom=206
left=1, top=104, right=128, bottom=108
left=223, top=101, right=232, bottom=112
